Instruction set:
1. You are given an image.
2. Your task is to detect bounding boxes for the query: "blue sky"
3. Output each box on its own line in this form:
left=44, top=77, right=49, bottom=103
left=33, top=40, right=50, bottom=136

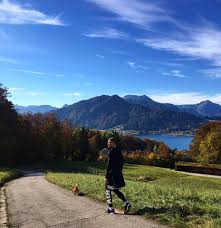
left=1, top=0, right=221, bottom=107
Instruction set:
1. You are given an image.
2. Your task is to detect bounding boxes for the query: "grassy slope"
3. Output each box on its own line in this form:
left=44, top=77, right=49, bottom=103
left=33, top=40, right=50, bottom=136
left=44, top=161, right=221, bottom=228
left=0, top=167, right=21, bottom=186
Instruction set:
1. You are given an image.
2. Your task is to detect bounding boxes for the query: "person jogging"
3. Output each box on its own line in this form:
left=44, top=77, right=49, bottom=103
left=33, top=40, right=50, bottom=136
left=104, top=137, right=131, bottom=214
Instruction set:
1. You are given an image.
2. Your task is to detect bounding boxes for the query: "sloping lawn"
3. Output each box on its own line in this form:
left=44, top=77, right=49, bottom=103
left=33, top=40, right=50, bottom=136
left=45, top=161, right=221, bottom=228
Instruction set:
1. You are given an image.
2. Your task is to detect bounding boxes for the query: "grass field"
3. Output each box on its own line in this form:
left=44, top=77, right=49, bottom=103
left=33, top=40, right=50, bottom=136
left=44, top=161, right=221, bottom=228
left=0, top=167, right=21, bottom=186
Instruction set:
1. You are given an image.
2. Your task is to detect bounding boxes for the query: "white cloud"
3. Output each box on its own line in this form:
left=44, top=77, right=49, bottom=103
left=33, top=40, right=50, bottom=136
left=201, top=68, right=221, bottom=79
left=86, top=0, right=173, bottom=29
left=0, top=0, right=64, bottom=25
left=137, top=25, right=221, bottom=67
left=84, top=27, right=127, bottom=39
left=161, top=69, right=188, bottom=78
left=148, top=91, right=221, bottom=105
left=86, top=0, right=221, bottom=70
left=64, top=92, right=81, bottom=96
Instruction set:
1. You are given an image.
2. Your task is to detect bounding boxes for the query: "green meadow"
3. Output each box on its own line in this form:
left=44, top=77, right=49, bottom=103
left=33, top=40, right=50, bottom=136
left=44, top=161, right=221, bottom=228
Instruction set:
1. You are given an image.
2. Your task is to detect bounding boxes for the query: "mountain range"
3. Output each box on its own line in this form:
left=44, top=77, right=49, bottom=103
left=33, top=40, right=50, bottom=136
left=123, top=95, right=221, bottom=117
left=52, top=95, right=209, bottom=131
left=15, top=105, right=58, bottom=114
left=15, top=95, right=221, bottom=131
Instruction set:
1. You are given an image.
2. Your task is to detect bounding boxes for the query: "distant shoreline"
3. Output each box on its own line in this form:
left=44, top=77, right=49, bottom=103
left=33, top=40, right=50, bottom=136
left=115, top=130, right=195, bottom=137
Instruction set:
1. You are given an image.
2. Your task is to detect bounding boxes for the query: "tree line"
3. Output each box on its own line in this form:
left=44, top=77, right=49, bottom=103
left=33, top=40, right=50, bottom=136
left=1, top=83, right=220, bottom=167
left=0, top=83, right=175, bottom=167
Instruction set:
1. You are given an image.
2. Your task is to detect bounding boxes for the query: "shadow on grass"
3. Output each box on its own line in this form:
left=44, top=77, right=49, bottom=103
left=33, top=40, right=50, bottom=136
left=134, top=206, right=167, bottom=216
left=16, top=161, right=106, bottom=175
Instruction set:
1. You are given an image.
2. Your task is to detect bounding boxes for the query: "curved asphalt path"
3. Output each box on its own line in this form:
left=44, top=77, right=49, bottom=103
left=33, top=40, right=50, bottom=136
left=5, top=170, right=168, bottom=228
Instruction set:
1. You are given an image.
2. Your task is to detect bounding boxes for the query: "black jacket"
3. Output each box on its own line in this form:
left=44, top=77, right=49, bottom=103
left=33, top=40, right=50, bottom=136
left=105, top=147, right=125, bottom=188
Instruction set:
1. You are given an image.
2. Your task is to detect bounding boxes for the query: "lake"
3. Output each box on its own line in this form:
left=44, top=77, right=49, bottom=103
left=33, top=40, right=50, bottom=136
left=136, top=134, right=193, bottom=150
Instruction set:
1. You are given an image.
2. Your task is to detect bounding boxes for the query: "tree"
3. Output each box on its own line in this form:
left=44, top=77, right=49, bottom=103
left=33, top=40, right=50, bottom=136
left=0, top=83, right=17, bottom=165
left=88, top=131, right=102, bottom=161
left=189, top=121, right=221, bottom=164
left=60, top=122, right=73, bottom=160
left=79, top=127, right=89, bottom=160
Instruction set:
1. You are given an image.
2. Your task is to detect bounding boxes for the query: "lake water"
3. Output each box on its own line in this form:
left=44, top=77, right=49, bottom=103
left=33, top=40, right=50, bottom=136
left=137, top=134, right=193, bottom=150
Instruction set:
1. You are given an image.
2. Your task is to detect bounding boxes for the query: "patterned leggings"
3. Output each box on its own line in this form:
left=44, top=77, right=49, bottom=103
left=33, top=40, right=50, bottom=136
left=105, top=185, right=126, bottom=207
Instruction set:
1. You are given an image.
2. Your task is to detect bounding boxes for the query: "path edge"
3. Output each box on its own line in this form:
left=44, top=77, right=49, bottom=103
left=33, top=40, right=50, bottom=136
left=0, top=187, right=9, bottom=228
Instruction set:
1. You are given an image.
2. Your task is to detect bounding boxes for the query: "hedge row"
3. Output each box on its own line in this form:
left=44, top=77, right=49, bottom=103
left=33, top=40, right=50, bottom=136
left=175, top=162, right=221, bottom=175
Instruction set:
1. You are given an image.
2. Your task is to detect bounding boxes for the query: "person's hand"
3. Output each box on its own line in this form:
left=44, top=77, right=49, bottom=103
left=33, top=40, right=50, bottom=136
left=104, top=177, right=108, bottom=183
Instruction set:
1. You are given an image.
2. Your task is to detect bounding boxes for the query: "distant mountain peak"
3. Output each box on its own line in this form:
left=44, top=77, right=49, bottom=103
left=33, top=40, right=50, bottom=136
left=124, top=94, right=150, bottom=99
left=178, top=99, right=221, bottom=117
left=124, top=94, right=155, bottom=103
left=111, top=94, right=122, bottom=99
left=199, top=100, right=213, bottom=105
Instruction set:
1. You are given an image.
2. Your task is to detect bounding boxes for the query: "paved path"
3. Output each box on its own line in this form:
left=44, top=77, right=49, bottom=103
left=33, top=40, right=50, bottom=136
left=175, top=171, right=221, bottom=179
left=5, top=171, right=167, bottom=228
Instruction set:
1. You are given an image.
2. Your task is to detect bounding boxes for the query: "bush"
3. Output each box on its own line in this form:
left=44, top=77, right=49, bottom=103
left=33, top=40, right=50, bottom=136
left=175, top=162, right=221, bottom=175
left=174, top=150, right=192, bottom=162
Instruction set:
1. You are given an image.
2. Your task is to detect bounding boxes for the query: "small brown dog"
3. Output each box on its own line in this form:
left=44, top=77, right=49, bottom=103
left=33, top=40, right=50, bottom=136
left=72, top=184, right=84, bottom=196
left=72, top=184, right=79, bottom=195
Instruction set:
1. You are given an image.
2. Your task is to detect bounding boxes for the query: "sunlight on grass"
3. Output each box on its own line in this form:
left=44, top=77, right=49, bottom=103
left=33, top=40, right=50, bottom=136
left=45, top=161, right=221, bottom=228
left=0, top=168, right=21, bottom=186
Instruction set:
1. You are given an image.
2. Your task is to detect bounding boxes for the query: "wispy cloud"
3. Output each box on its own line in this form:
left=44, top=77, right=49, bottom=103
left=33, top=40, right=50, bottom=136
left=10, top=68, right=47, bottom=75
left=128, top=61, right=135, bottom=68
left=9, top=87, right=25, bottom=92
left=9, top=87, right=44, bottom=97
left=26, top=91, right=43, bottom=96
left=106, top=49, right=130, bottom=56
left=161, top=69, right=188, bottom=78
left=84, top=27, right=127, bottom=39
left=173, top=57, right=200, bottom=61
left=201, top=68, right=221, bottom=79
left=145, top=60, right=183, bottom=67
left=64, top=92, right=81, bottom=96
left=148, top=91, right=221, bottom=105
left=0, top=56, right=17, bottom=64
left=137, top=25, right=221, bottom=67
left=86, top=0, right=173, bottom=29
left=0, top=0, right=64, bottom=25
left=9, top=68, right=64, bottom=78
left=96, top=54, right=104, bottom=58
left=128, top=61, right=149, bottom=71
